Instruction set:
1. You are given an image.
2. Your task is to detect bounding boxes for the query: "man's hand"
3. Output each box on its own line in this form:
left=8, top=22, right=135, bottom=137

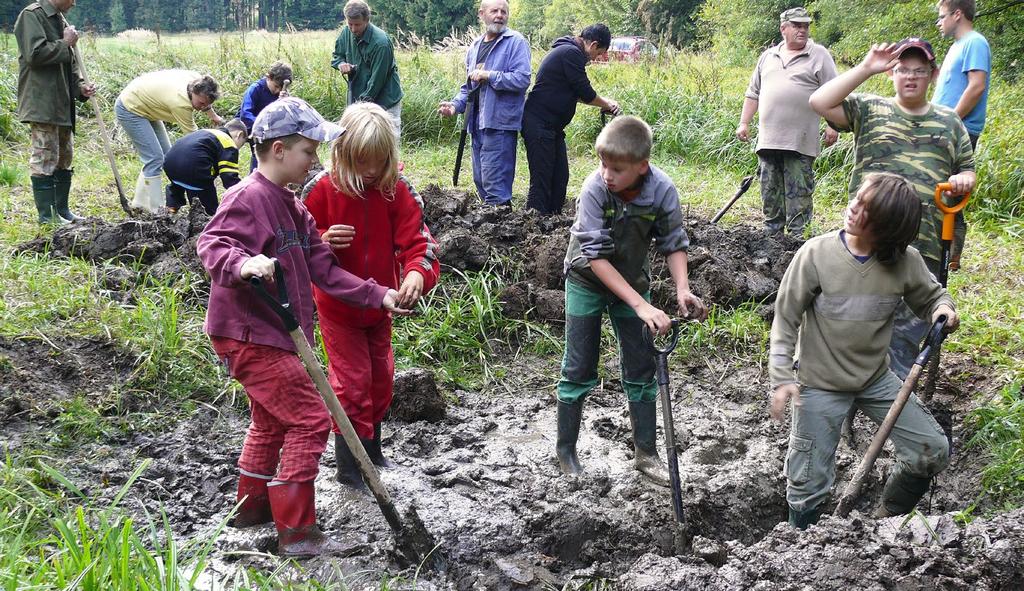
left=240, top=255, right=276, bottom=280
left=946, top=172, right=976, bottom=196
left=321, top=224, right=355, bottom=250
left=860, top=42, right=900, bottom=75
left=80, top=82, right=96, bottom=98
left=209, top=112, right=225, bottom=126
left=770, top=383, right=801, bottom=422
left=635, top=301, right=672, bottom=336
left=383, top=289, right=414, bottom=316
left=396, top=272, right=425, bottom=309
left=735, top=122, right=751, bottom=142
left=62, top=25, right=79, bottom=46
left=338, top=63, right=355, bottom=75
left=677, top=289, right=708, bottom=321
left=603, top=99, right=622, bottom=116
left=469, top=68, right=491, bottom=83
left=932, top=304, right=959, bottom=333
left=823, top=126, right=839, bottom=147
left=437, top=101, right=456, bottom=117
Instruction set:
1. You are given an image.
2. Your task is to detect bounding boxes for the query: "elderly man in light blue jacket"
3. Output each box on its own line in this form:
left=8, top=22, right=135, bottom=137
left=438, top=0, right=531, bottom=207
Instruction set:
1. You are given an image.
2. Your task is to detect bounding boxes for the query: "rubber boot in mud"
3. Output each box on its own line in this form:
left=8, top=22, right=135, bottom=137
left=268, top=481, right=359, bottom=557
left=629, top=400, right=670, bottom=486
left=556, top=400, right=584, bottom=475
left=52, top=169, right=83, bottom=222
left=788, top=505, right=821, bottom=529
left=30, top=175, right=65, bottom=225
left=364, top=422, right=393, bottom=469
left=874, top=471, right=932, bottom=517
left=229, top=472, right=273, bottom=528
left=335, top=436, right=368, bottom=492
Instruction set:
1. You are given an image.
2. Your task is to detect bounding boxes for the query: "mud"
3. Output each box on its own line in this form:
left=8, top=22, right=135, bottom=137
left=4, top=187, right=1019, bottom=589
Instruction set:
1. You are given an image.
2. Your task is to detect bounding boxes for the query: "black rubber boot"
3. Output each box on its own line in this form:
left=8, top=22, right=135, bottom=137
left=52, top=169, right=82, bottom=222
left=30, top=175, right=62, bottom=224
left=556, top=400, right=584, bottom=475
left=788, top=505, right=821, bottom=530
left=874, top=471, right=932, bottom=517
left=334, top=436, right=368, bottom=492
left=363, top=423, right=393, bottom=469
left=628, top=400, right=670, bottom=486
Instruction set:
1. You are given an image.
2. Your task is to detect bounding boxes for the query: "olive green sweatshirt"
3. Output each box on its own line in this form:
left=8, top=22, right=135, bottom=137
left=769, top=230, right=953, bottom=391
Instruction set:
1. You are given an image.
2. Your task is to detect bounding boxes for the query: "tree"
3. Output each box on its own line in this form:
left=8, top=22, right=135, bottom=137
left=109, top=0, right=127, bottom=33
left=637, top=0, right=703, bottom=47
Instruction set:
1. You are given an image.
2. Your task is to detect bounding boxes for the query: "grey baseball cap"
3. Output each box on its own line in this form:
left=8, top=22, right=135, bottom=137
left=251, top=97, right=345, bottom=144
left=780, top=7, right=812, bottom=23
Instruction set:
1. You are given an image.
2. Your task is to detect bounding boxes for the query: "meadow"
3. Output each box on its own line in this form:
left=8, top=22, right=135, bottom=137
left=0, top=29, right=1021, bottom=589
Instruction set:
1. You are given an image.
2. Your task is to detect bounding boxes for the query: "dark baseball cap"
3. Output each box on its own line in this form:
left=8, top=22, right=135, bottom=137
left=251, top=97, right=345, bottom=144
left=893, top=37, right=936, bottom=64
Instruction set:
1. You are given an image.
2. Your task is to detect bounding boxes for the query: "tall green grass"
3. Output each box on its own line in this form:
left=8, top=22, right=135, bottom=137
left=966, top=382, right=1024, bottom=510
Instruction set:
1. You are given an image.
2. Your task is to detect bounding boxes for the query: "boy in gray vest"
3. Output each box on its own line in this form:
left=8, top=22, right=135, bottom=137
left=557, top=116, right=707, bottom=484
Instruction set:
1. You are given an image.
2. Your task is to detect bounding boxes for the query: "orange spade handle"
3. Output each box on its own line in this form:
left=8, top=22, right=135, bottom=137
left=934, top=183, right=971, bottom=241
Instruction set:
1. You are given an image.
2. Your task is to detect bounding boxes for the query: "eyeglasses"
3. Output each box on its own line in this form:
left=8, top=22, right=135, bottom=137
left=893, top=67, right=931, bottom=78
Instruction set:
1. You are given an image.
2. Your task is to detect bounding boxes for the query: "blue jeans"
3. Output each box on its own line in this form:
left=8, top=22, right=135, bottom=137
left=470, top=127, right=517, bottom=205
left=115, top=97, right=172, bottom=177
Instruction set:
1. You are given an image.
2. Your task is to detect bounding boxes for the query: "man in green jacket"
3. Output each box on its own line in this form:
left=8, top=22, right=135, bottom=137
left=15, top=0, right=95, bottom=224
left=331, top=0, right=404, bottom=136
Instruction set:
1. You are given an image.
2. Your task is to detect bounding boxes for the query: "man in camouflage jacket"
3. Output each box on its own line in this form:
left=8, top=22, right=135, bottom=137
left=809, top=38, right=975, bottom=379
left=15, top=0, right=95, bottom=224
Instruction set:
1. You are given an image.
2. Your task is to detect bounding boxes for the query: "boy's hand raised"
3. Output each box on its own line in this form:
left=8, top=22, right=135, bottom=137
left=635, top=301, right=672, bottom=336
left=677, top=289, right=708, bottom=321
left=770, top=383, right=801, bottom=422
left=860, top=43, right=899, bottom=75
left=383, top=289, right=414, bottom=316
left=240, top=255, right=277, bottom=280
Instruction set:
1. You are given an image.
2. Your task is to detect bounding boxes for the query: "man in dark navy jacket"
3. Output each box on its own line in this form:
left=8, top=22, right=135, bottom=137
left=522, top=23, right=621, bottom=215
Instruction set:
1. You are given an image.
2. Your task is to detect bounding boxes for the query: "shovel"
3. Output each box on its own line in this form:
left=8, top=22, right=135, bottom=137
left=834, top=315, right=948, bottom=518
left=643, top=319, right=684, bottom=523
left=249, top=261, right=445, bottom=571
left=710, top=172, right=757, bottom=224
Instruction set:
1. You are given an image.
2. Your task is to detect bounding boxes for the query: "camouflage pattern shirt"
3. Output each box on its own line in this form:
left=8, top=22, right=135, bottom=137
left=829, top=93, right=974, bottom=263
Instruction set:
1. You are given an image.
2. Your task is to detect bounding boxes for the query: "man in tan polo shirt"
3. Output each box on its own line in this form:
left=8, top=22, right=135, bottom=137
left=735, top=7, right=838, bottom=237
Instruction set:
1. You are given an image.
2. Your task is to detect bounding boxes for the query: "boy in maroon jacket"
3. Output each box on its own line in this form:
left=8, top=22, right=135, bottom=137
left=197, top=97, right=409, bottom=557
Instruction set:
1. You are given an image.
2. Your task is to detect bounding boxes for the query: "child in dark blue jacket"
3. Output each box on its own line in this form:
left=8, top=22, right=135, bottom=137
left=237, top=61, right=293, bottom=171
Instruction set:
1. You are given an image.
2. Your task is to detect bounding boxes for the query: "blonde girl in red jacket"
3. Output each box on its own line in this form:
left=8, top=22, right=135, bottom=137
left=305, top=102, right=440, bottom=490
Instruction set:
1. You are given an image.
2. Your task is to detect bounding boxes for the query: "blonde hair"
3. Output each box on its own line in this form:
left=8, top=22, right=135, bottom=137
left=595, top=115, right=652, bottom=163
left=329, top=102, right=399, bottom=197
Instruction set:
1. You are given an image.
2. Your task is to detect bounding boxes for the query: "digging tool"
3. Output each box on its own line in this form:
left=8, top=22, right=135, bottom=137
left=280, top=78, right=291, bottom=98
left=710, top=172, right=756, bottom=224
left=249, top=261, right=445, bottom=571
left=921, top=183, right=971, bottom=405
left=644, top=319, right=685, bottom=523
left=60, top=15, right=131, bottom=214
left=834, top=315, right=949, bottom=518
left=452, top=77, right=475, bottom=187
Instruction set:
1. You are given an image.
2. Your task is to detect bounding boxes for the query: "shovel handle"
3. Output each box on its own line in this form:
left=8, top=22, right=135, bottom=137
left=934, top=183, right=971, bottom=241
left=643, top=319, right=681, bottom=355
left=248, top=260, right=298, bottom=331
left=917, top=315, right=948, bottom=366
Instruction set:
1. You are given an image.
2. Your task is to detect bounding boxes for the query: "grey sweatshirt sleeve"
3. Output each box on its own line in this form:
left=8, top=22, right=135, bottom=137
left=572, top=171, right=614, bottom=260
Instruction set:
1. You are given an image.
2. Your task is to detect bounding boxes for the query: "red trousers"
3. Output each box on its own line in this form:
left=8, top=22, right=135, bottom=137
left=211, top=336, right=331, bottom=483
left=320, top=314, right=394, bottom=440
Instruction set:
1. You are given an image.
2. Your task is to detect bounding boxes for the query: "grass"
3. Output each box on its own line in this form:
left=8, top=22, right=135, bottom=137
left=0, top=28, right=1021, bottom=588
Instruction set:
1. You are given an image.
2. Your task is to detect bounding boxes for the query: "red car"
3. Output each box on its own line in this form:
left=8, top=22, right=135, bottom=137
left=595, top=36, right=660, bottom=63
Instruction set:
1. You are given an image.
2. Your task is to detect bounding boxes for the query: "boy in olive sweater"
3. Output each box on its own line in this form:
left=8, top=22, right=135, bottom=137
left=769, top=172, right=958, bottom=529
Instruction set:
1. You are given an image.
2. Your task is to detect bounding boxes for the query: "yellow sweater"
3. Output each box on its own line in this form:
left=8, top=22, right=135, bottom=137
left=119, top=69, right=200, bottom=132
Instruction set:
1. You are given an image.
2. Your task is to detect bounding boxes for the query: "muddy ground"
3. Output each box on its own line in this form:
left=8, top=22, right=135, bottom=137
left=4, top=189, right=1020, bottom=590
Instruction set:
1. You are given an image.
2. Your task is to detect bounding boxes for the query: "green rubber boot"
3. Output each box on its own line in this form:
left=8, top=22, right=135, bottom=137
left=874, top=470, right=932, bottom=517
left=788, top=505, right=821, bottom=530
left=556, top=400, right=584, bottom=475
left=30, top=175, right=63, bottom=225
left=628, top=400, right=670, bottom=486
left=53, top=168, right=83, bottom=222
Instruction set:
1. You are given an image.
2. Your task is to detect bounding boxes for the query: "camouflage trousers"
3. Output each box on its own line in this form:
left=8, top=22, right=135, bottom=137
left=889, top=257, right=943, bottom=380
left=29, top=123, right=73, bottom=177
left=757, top=149, right=815, bottom=236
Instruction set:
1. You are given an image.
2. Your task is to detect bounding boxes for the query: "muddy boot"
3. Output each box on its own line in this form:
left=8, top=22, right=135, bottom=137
left=363, top=422, right=393, bottom=469
left=874, top=471, right=932, bottom=517
left=52, top=169, right=83, bottom=222
left=30, top=175, right=64, bottom=225
left=788, top=505, right=821, bottom=530
left=628, top=400, right=670, bottom=486
left=267, top=481, right=356, bottom=557
left=335, top=436, right=368, bottom=492
left=556, top=400, right=584, bottom=475
left=229, top=472, right=273, bottom=528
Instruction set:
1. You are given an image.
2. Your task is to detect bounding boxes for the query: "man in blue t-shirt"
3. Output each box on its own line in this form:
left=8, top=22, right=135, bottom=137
left=934, top=0, right=990, bottom=270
